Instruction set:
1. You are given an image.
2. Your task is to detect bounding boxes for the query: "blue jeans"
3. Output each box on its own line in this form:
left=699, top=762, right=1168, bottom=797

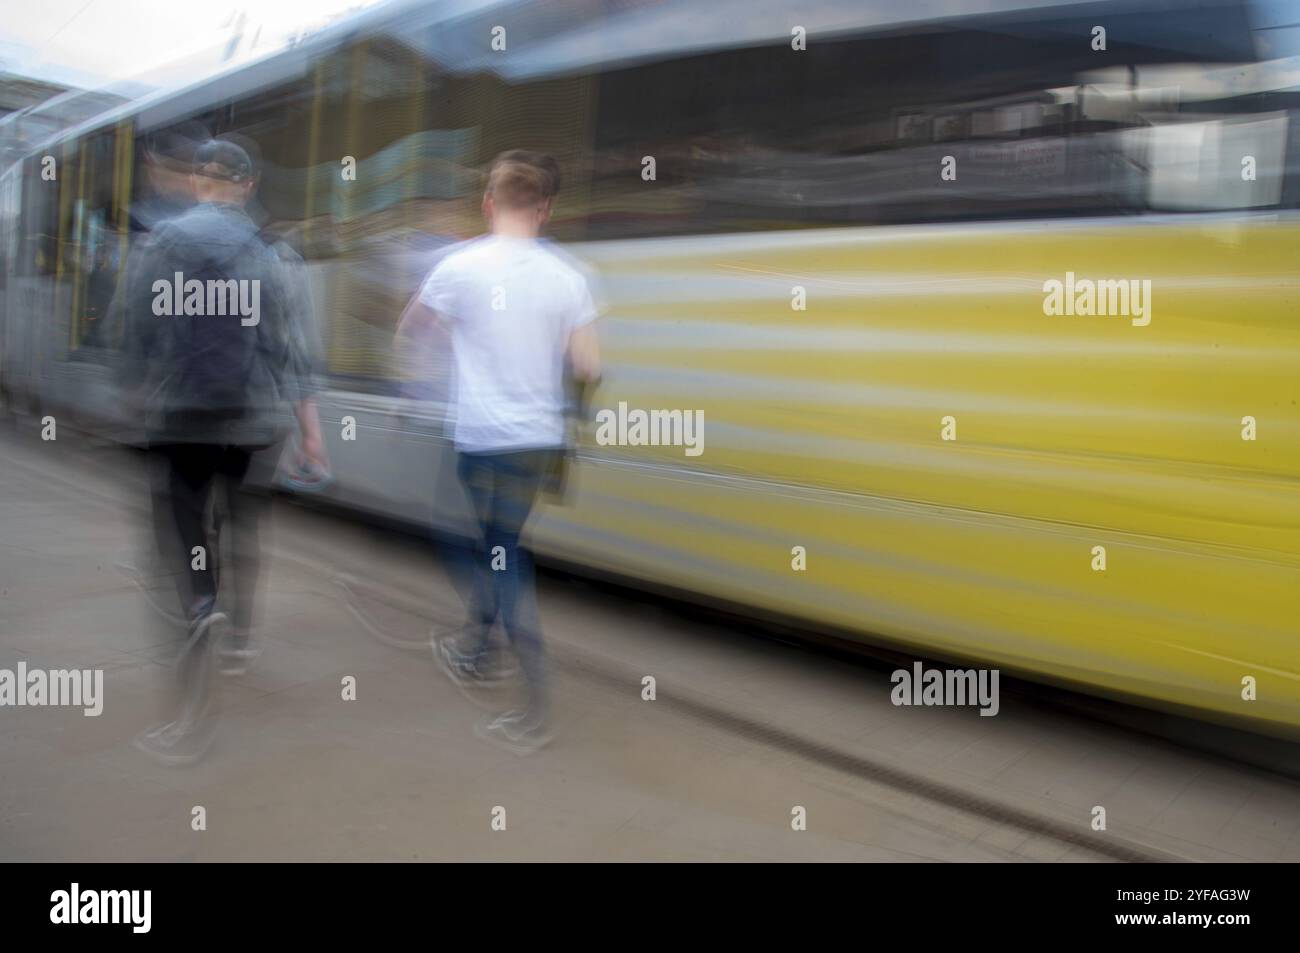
left=454, top=449, right=559, bottom=723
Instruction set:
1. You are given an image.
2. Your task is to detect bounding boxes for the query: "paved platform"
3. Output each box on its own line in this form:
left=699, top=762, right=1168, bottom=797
left=2, top=421, right=1299, bottom=862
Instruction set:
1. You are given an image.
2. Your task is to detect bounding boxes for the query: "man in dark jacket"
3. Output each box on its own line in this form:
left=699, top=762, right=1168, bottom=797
left=116, top=138, right=326, bottom=764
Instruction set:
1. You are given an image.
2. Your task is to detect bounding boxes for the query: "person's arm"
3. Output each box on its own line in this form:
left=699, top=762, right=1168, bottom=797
left=270, top=244, right=329, bottom=471
left=392, top=292, right=444, bottom=399
left=566, top=268, right=602, bottom=383
left=112, top=239, right=148, bottom=360
left=396, top=292, right=438, bottom=343
left=110, top=231, right=163, bottom=396
left=400, top=246, right=462, bottom=342
left=393, top=255, right=458, bottom=400
left=294, top=395, right=326, bottom=470
left=567, top=323, right=601, bottom=383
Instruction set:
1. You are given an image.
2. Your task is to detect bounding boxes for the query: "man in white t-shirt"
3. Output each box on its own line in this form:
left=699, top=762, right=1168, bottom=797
left=398, top=151, right=600, bottom=752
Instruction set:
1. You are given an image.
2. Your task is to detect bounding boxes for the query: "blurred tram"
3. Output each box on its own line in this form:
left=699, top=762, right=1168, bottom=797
left=2, top=0, right=1299, bottom=735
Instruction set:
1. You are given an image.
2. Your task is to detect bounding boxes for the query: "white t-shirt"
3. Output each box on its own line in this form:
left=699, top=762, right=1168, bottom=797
left=419, top=235, right=597, bottom=453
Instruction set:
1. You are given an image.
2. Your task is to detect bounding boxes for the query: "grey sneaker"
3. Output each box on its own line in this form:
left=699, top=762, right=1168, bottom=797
left=436, top=635, right=526, bottom=712
left=179, top=606, right=228, bottom=657
left=431, top=625, right=519, bottom=683
left=218, top=630, right=261, bottom=676
left=435, top=635, right=488, bottom=691
left=131, top=718, right=215, bottom=766
left=474, top=709, right=553, bottom=755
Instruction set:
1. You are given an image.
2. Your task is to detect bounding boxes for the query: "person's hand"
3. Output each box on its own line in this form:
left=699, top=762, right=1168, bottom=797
left=296, top=429, right=329, bottom=474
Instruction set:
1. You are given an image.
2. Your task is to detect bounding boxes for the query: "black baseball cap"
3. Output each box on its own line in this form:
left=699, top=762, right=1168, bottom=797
left=193, top=139, right=255, bottom=183
left=144, top=120, right=210, bottom=170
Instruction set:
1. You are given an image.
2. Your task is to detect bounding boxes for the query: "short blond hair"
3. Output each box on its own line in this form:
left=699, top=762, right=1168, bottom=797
left=484, top=151, right=555, bottom=210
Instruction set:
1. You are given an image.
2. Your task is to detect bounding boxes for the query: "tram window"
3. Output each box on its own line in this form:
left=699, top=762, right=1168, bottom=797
left=284, top=42, right=476, bottom=393
left=25, top=164, right=59, bottom=278
left=45, top=129, right=130, bottom=355
left=0, top=167, right=20, bottom=283
left=1283, top=110, right=1300, bottom=210
left=1141, top=113, right=1288, bottom=211
left=585, top=29, right=1138, bottom=239
left=585, top=5, right=1283, bottom=239
left=252, top=37, right=598, bottom=394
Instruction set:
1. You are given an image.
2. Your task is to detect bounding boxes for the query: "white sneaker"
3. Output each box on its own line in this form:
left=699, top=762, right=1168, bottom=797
left=218, top=629, right=262, bottom=676
left=474, top=710, right=553, bottom=755
left=131, top=719, right=214, bottom=766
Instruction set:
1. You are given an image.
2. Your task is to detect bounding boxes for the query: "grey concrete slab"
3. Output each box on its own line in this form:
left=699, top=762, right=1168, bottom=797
left=2, top=425, right=1298, bottom=862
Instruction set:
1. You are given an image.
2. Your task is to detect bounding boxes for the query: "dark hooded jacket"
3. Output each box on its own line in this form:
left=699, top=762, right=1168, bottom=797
left=112, top=202, right=319, bottom=445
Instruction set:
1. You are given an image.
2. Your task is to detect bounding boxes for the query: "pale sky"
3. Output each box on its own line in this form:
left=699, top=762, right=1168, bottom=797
left=4, top=0, right=1300, bottom=96
left=0, top=0, right=390, bottom=93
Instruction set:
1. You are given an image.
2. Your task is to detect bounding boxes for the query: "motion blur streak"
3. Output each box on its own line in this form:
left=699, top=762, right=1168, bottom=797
left=1, top=0, right=1298, bottom=739
left=543, top=216, right=1300, bottom=732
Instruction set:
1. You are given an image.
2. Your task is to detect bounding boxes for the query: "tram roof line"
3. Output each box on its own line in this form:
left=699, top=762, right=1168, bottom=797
left=21, top=0, right=1265, bottom=159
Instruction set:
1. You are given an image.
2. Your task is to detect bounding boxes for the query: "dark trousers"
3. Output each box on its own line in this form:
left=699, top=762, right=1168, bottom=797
left=454, top=449, right=558, bottom=722
left=157, top=442, right=266, bottom=632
